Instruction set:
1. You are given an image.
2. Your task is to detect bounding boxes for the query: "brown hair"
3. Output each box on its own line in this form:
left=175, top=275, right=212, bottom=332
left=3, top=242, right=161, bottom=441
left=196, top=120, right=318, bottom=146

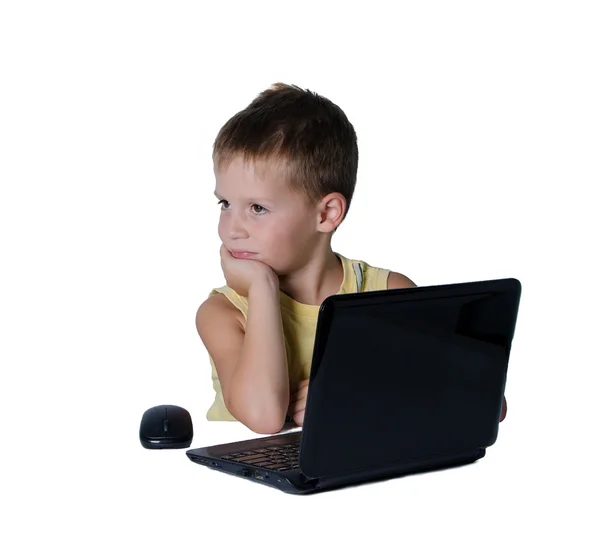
left=213, top=82, right=358, bottom=221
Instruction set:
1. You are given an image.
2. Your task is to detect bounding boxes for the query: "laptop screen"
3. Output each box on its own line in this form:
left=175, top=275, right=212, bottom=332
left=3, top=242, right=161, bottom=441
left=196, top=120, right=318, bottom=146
left=299, top=278, right=521, bottom=478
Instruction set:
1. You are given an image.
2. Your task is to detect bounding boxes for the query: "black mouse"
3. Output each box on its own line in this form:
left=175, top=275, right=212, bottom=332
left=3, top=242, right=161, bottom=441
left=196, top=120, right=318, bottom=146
left=140, top=405, right=193, bottom=449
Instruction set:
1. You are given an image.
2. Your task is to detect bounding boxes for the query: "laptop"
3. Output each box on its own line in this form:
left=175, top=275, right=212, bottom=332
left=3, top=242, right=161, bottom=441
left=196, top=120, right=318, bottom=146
left=186, top=277, right=521, bottom=494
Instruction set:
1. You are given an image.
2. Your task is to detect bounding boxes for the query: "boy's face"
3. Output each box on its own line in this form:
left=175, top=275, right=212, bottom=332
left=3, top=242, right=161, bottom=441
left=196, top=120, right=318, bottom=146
left=214, top=156, right=317, bottom=274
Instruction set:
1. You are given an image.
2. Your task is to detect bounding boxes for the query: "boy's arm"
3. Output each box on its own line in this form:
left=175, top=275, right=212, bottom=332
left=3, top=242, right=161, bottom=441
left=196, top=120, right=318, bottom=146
left=196, top=275, right=289, bottom=434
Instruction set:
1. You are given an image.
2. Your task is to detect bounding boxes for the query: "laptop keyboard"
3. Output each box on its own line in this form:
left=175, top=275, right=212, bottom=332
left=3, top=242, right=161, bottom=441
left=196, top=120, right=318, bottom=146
left=220, top=440, right=300, bottom=472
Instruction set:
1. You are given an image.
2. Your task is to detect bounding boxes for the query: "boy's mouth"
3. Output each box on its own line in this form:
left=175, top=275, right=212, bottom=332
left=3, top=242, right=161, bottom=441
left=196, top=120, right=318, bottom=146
left=230, top=250, right=258, bottom=259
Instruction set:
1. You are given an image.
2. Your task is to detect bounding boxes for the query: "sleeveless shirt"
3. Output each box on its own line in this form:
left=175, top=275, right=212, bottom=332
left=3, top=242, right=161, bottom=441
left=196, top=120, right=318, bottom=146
left=205, top=252, right=391, bottom=421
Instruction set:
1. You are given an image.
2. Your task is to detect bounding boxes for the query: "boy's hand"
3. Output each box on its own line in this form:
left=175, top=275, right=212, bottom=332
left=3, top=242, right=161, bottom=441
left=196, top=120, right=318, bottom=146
left=219, top=244, right=278, bottom=297
left=288, top=379, right=309, bottom=426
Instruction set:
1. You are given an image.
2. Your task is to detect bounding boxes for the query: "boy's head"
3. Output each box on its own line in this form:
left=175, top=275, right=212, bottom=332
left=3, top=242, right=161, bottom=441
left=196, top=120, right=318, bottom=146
left=212, top=82, right=358, bottom=274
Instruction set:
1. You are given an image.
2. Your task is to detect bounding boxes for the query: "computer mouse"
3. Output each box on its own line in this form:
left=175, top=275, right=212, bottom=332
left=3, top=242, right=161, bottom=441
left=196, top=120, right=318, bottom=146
left=139, top=405, right=193, bottom=449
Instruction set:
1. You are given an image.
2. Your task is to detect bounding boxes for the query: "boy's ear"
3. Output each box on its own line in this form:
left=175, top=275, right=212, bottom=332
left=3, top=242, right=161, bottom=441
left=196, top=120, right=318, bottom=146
left=316, top=193, right=346, bottom=233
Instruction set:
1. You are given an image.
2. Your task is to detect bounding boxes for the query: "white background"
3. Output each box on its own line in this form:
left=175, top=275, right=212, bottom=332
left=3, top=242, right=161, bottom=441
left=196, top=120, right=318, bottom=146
left=1, top=1, right=598, bottom=555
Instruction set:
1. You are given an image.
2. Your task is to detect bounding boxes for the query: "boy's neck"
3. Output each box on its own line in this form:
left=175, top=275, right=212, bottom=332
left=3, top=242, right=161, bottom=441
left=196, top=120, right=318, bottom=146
left=277, top=246, right=343, bottom=306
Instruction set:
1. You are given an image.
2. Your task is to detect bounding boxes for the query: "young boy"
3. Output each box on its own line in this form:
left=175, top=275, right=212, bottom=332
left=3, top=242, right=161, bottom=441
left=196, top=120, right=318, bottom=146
left=196, top=82, right=508, bottom=434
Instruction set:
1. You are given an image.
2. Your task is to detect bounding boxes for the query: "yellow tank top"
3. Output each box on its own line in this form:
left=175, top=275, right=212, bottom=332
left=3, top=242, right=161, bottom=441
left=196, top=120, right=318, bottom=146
left=205, top=252, right=391, bottom=421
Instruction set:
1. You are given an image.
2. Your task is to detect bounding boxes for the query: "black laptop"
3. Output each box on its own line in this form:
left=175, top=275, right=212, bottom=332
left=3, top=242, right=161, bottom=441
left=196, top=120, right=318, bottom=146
left=187, top=277, right=521, bottom=494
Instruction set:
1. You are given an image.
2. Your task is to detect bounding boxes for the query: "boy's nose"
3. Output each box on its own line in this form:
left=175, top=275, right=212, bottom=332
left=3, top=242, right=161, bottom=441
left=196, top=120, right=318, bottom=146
left=227, top=215, right=249, bottom=240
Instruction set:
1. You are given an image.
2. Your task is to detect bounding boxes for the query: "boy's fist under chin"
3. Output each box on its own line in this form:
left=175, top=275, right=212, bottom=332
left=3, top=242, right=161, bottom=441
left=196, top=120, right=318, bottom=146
left=220, top=244, right=278, bottom=297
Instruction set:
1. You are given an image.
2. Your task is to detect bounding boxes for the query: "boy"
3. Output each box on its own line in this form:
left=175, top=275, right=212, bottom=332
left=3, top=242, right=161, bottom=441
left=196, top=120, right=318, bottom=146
left=196, top=83, right=508, bottom=434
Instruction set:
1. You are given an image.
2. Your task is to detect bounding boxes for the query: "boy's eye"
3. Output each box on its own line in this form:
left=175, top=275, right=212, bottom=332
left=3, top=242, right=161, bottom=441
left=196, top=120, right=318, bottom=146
left=217, top=200, right=266, bottom=215
left=251, top=204, right=266, bottom=215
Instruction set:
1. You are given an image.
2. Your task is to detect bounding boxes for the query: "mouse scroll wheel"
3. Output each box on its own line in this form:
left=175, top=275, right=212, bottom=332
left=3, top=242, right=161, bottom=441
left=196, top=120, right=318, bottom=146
left=163, top=419, right=170, bottom=432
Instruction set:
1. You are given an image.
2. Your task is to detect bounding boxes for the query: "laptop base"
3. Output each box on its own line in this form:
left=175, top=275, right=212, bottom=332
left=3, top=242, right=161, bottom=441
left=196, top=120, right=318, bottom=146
left=187, top=436, right=486, bottom=495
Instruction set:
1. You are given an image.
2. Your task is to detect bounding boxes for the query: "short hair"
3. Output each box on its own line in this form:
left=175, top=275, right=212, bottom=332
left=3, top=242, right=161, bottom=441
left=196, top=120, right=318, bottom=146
left=213, top=82, right=358, bottom=221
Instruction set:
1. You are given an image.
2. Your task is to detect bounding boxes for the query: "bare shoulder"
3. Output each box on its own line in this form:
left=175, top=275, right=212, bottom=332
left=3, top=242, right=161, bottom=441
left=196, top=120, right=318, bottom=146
left=195, top=293, right=245, bottom=333
left=387, top=271, right=417, bottom=289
